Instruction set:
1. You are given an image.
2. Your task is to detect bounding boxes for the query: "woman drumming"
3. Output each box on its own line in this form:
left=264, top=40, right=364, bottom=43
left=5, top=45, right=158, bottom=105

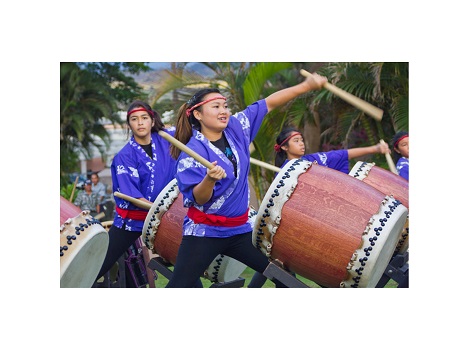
left=274, top=126, right=390, bottom=171
left=165, top=73, right=327, bottom=288
left=94, top=100, right=182, bottom=287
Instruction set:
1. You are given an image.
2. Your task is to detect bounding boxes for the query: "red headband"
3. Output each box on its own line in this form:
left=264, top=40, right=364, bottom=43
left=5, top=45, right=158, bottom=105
left=274, top=132, right=301, bottom=152
left=127, top=107, right=154, bottom=117
left=393, top=134, right=408, bottom=149
left=186, top=96, right=227, bottom=117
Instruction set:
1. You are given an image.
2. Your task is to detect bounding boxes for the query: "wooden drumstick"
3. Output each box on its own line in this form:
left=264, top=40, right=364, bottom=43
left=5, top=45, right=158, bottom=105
left=250, top=157, right=281, bottom=173
left=114, top=191, right=152, bottom=210
left=380, top=139, right=398, bottom=174
left=69, top=175, right=79, bottom=203
left=300, top=69, right=383, bottom=122
left=158, top=130, right=226, bottom=178
left=94, top=212, right=105, bottom=220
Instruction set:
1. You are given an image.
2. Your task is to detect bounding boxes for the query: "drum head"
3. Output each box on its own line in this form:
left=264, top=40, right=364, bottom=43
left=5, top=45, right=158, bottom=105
left=204, top=255, right=247, bottom=283
left=340, top=196, right=408, bottom=287
left=60, top=211, right=109, bottom=288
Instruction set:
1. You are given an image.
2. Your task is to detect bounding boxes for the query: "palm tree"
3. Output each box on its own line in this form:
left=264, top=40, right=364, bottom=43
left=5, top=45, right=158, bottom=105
left=148, top=62, right=408, bottom=203
left=61, top=63, right=118, bottom=184
left=60, top=62, right=147, bottom=186
left=311, top=62, right=409, bottom=168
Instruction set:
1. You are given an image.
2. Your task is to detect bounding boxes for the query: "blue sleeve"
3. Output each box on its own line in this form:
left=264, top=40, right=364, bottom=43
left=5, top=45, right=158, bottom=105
left=303, top=149, right=349, bottom=174
left=397, top=157, right=409, bottom=181
left=111, top=147, right=144, bottom=200
left=233, top=100, right=268, bottom=143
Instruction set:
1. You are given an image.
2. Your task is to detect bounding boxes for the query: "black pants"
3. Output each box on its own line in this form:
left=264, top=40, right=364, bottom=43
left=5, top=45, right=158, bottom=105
left=166, top=232, right=286, bottom=288
left=95, top=224, right=140, bottom=282
left=95, top=224, right=203, bottom=288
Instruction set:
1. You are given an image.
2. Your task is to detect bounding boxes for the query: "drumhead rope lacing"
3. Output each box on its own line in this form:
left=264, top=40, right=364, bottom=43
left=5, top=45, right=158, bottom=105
left=252, top=158, right=311, bottom=259
left=207, top=254, right=225, bottom=283
left=60, top=210, right=102, bottom=257
left=394, top=214, right=409, bottom=254
left=350, top=161, right=375, bottom=180
left=340, top=196, right=405, bottom=288
left=142, top=179, right=180, bottom=252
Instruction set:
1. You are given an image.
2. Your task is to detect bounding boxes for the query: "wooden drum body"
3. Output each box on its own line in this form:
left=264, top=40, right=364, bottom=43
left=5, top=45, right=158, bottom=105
left=142, top=179, right=247, bottom=284
left=60, top=196, right=82, bottom=226
left=252, top=159, right=408, bottom=288
left=350, top=161, right=409, bottom=255
left=60, top=211, right=109, bottom=288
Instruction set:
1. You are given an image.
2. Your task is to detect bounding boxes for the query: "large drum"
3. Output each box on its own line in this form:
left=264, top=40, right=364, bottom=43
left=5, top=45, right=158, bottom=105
left=60, top=196, right=82, bottom=225
left=60, top=210, right=109, bottom=288
left=252, top=159, right=408, bottom=288
left=142, top=179, right=248, bottom=284
left=349, top=161, right=409, bottom=254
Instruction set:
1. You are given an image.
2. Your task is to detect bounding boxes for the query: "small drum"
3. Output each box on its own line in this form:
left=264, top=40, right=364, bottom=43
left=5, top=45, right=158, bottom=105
left=142, top=179, right=248, bottom=284
left=60, top=211, right=109, bottom=288
left=60, top=196, right=82, bottom=226
left=349, top=161, right=408, bottom=208
left=349, top=161, right=409, bottom=255
left=252, top=159, right=408, bottom=288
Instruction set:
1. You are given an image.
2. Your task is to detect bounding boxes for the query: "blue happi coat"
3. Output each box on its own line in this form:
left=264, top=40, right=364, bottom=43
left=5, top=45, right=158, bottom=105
left=111, top=127, right=176, bottom=232
left=280, top=149, right=350, bottom=174
left=175, top=100, right=267, bottom=238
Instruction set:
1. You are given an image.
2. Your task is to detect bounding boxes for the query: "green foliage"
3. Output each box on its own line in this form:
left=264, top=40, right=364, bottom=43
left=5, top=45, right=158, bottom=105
left=60, top=62, right=150, bottom=187
left=120, top=62, right=409, bottom=202
left=60, top=183, right=81, bottom=202
left=60, top=184, right=73, bottom=199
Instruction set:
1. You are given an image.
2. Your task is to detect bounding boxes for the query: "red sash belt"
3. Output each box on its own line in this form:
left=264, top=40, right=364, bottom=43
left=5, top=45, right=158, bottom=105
left=116, top=206, right=148, bottom=221
left=187, top=207, right=249, bottom=227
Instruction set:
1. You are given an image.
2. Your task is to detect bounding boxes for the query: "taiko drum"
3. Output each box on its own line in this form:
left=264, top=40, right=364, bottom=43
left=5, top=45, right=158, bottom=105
left=142, top=179, right=248, bottom=283
left=252, top=159, right=408, bottom=288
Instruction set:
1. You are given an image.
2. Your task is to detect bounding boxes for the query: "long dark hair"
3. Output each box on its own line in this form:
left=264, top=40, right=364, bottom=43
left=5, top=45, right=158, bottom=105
left=274, top=126, right=300, bottom=167
left=391, top=131, right=408, bottom=163
left=171, top=88, right=221, bottom=159
left=126, top=100, right=165, bottom=138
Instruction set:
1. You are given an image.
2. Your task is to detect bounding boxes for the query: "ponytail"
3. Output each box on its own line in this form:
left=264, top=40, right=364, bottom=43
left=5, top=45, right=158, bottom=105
left=171, top=103, right=194, bottom=159
left=275, top=150, right=288, bottom=167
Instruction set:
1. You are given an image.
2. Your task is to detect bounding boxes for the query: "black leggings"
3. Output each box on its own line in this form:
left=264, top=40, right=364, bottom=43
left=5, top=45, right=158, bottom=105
left=95, top=224, right=140, bottom=281
left=166, top=232, right=286, bottom=288
left=95, top=224, right=203, bottom=288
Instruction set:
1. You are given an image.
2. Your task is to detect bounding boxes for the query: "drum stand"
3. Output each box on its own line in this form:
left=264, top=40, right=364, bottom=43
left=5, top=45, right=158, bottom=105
left=262, top=261, right=310, bottom=288
left=263, top=256, right=410, bottom=288
left=147, top=256, right=246, bottom=288
left=375, top=251, right=409, bottom=288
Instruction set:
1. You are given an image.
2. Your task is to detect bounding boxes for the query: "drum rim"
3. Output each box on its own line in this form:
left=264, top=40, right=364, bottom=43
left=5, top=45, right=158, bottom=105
left=349, top=161, right=375, bottom=180
left=340, top=196, right=408, bottom=288
left=60, top=212, right=109, bottom=288
left=141, top=178, right=180, bottom=253
left=252, top=158, right=312, bottom=258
